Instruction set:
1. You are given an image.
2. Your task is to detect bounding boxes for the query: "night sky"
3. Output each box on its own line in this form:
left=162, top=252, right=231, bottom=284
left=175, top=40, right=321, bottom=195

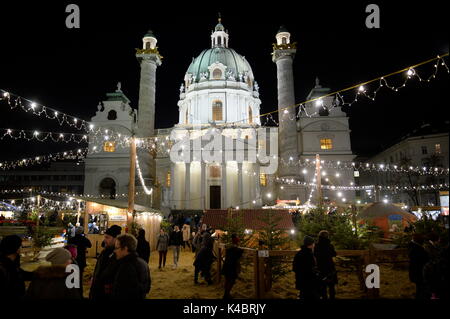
left=0, top=1, right=448, bottom=161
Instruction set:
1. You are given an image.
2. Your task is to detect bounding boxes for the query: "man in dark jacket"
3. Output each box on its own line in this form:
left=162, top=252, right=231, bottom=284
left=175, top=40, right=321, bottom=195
left=169, top=225, right=183, bottom=269
left=68, top=227, right=92, bottom=282
left=89, top=225, right=121, bottom=300
left=0, top=235, right=33, bottom=299
left=408, top=233, right=430, bottom=299
left=293, top=235, right=320, bottom=300
left=221, top=234, right=243, bottom=299
left=136, top=229, right=151, bottom=263
left=314, top=230, right=337, bottom=300
left=112, top=233, right=151, bottom=299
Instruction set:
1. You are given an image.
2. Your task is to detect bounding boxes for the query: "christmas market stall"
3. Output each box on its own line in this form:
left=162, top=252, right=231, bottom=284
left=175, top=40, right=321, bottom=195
left=78, top=197, right=162, bottom=257
left=358, top=202, right=417, bottom=238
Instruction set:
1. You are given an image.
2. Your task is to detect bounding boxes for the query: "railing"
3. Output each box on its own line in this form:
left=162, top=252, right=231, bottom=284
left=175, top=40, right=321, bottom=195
left=215, top=243, right=408, bottom=299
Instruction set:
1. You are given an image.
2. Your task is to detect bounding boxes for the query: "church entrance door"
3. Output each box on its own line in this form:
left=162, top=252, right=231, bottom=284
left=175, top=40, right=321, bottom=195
left=209, top=185, right=221, bottom=209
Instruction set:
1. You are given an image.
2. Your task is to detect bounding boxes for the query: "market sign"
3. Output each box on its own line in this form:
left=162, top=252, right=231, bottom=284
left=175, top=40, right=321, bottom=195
left=109, top=215, right=127, bottom=221
left=388, top=214, right=402, bottom=221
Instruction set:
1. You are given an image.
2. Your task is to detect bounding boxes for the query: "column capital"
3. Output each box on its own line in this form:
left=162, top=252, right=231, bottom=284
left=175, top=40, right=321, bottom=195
left=272, top=48, right=296, bottom=63
left=136, top=52, right=162, bottom=66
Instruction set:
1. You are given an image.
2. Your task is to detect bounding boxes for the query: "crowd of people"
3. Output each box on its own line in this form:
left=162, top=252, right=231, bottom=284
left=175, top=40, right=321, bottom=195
left=2, top=215, right=448, bottom=300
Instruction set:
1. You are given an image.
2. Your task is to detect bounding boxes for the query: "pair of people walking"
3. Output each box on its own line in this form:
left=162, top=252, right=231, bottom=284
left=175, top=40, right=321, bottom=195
left=293, top=230, right=337, bottom=300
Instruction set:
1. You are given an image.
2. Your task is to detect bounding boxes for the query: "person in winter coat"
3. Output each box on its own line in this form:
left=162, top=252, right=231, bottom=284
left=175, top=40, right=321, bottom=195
left=68, top=227, right=92, bottom=282
left=89, top=225, right=122, bottom=300
left=169, top=225, right=183, bottom=269
left=423, top=234, right=448, bottom=299
left=26, top=247, right=82, bottom=299
left=193, top=239, right=216, bottom=285
left=0, top=235, right=33, bottom=299
left=112, top=234, right=151, bottom=299
left=221, top=234, right=243, bottom=299
left=293, top=235, right=320, bottom=300
left=182, top=224, right=191, bottom=250
left=136, top=229, right=151, bottom=264
left=408, top=233, right=430, bottom=299
left=314, top=230, right=337, bottom=300
left=156, top=229, right=169, bottom=269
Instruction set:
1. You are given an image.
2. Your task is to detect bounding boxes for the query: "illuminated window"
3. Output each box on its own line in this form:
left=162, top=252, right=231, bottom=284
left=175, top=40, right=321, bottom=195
left=210, top=166, right=221, bottom=178
left=212, top=101, right=223, bottom=121
left=103, top=141, right=115, bottom=152
left=435, top=144, right=441, bottom=154
left=260, top=173, right=267, bottom=186
left=320, top=138, right=333, bottom=150
left=166, top=171, right=171, bottom=187
left=213, top=69, right=222, bottom=79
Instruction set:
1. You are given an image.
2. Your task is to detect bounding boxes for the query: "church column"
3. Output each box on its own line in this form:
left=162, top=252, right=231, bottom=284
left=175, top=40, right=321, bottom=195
left=201, top=162, right=206, bottom=209
left=170, top=162, right=175, bottom=209
left=185, top=162, right=190, bottom=209
left=237, top=162, right=243, bottom=207
left=255, top=163, right=261, bottom=207
left=222, top=162, right=227, bottom=208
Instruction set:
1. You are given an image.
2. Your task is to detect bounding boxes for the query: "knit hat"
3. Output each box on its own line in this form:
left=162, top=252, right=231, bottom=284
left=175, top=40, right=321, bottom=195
left=45, top=248, right=72, bottom=265
left=0, top=235, right=22, bottom=255
left=105, top=225, right=122, bottom=237
left=303, top=235, right=315, bottom=247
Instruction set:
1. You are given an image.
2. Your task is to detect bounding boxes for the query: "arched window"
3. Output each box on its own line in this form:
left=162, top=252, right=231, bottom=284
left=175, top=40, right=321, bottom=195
left=218, top=37, right=222, bottom=46
left=213, top=68, right=222, bottom=79
left=107, top=110, right=117, bottom=120
left=166, top=171, right=171, bottom=187
left=212, top=100, right=223, bottom=121
left=260, top=173, right=267, bottom=186
left=99, top=177, right=116, bottom=199
left=248, top=106, right=253, bottom=124
left=145, top=42, right=151, bottom=50
left=282, top=37, right=287, bottom=44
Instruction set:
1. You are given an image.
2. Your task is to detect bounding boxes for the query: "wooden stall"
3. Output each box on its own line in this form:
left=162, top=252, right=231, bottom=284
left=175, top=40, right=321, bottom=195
left=78, top=198, right=162, bottom=257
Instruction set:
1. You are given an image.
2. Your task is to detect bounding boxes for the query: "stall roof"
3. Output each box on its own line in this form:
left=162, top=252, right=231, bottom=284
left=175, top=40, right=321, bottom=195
left=202, top=209, right=294, bottom=231
left=75, top=197, right=159, bottom=213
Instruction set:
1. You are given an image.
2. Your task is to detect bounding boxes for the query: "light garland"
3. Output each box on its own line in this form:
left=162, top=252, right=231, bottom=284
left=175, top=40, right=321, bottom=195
left=135, top=154, right=153, bottom=195
left=277, top=158, right=449, bottom=176
left=0, top=148, right=87, bottom=170
left=0, top=189, right=147, bottom=199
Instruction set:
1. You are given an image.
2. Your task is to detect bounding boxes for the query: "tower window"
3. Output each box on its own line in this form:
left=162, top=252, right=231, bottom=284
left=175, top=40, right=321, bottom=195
left=421, top=146, right=428, bottom=155
left=213, top=69, right=222, bottom=79
left=217, top=37, right=222, bottom=46
left=282, top=37, right=287, bottom=44
left=435, top=144, right=441, bottom=154
left=166, top=171, right=171, bottom=187
left=260, top=173, right=267, bottom=186
left=103, top=141, right=116, bottom=152
left=185, top=110, right=189, bottom=124
left=107, top=110, right=117, bottom=120
left=210, top=166, right=221, bottom=178
left=248, top=106, right=253, bottom=124
left=320, top=138, right=333, bottom=150
left=145, top=42, right=150, bottom=50
left=212, top=100, right=223, bottom=121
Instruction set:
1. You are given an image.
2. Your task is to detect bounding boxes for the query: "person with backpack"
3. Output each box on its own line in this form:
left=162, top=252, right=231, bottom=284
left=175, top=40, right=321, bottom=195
left=314, top=230, right=338, bottom=300
left=112, top=234, right=151, bottom=299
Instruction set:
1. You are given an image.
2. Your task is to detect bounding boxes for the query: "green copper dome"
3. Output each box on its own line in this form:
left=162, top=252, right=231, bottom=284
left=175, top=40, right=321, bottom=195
left=186, top=47, right=253, bottom=81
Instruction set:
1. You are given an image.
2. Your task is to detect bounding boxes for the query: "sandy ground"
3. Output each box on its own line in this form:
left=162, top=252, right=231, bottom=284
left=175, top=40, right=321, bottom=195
left=77, top=249, right=416, bottom=299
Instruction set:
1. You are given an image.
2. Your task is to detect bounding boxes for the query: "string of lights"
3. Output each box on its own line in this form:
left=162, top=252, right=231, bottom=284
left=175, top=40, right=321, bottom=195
left=0, top=189, right=147, bottom=199
left=0, top=148, right=87, bottom=170
left=135, top=154, right=153, bottom=195
left=277, top=158, right=449, bottom=176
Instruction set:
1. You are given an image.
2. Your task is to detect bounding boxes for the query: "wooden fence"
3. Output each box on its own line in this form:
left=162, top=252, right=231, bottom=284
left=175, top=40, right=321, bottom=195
left=215, top=244, right=408, bottom=299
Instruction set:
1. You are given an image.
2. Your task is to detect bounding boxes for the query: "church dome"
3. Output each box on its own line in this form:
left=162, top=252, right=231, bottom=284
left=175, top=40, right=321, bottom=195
left=186, top=47, right=253, bottom=83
